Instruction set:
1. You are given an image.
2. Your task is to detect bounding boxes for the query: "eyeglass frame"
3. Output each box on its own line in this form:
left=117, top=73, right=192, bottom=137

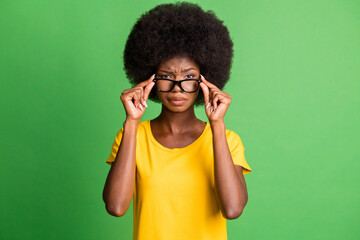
left=153, top=77, right=202, bottom=93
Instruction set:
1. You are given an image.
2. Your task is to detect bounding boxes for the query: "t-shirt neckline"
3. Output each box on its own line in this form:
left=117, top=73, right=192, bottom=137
left=147, top=120, right=209, bottom=152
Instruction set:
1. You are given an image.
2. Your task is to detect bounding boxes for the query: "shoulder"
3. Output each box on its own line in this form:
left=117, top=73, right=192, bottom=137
left=138, top=120, right=150, bottom=132
left=224, top=128, right=244, bottom=150
left=114, top=120, right=149, bottom=138
left=132, top=120, right=150, bottom=139
left=225, top=128, right=241, bottom=141
left=139, top=120, right=149, bottom=127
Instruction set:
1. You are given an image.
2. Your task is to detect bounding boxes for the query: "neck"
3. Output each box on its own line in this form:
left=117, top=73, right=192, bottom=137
left=154, top=104, right=200, bottom=134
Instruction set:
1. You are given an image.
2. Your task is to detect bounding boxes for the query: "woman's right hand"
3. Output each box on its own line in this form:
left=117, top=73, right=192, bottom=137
left=120, top=74, right=156, bottom=122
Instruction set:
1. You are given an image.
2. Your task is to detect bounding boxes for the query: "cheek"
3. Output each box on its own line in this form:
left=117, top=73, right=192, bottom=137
left=157, top=92, right=166, bottom=102
left=192, top=90, right=200, bottom=101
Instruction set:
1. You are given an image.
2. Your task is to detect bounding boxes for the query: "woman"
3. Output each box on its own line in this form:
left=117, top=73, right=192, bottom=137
left=103, top=2, right=252, bottom=239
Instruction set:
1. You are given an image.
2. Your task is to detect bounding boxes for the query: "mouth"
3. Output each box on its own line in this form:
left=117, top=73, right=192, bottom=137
left=168, top=97, right=187, bottom=105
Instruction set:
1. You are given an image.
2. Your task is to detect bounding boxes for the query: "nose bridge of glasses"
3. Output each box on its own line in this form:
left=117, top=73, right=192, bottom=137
left=172, top=80, right=183, bottom=91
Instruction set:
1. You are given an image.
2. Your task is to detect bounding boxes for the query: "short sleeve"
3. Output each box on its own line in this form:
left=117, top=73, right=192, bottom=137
left=105, top=128, right=124, bottom=166
left=226, top=130, right=252, bottom=175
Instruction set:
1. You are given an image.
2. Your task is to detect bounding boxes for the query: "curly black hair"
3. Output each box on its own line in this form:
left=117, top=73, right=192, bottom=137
left=123, top=1, right=234, bottom=106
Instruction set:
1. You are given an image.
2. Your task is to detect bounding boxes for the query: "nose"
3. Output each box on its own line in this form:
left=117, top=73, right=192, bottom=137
left=171, top=81, right=183, bottom=92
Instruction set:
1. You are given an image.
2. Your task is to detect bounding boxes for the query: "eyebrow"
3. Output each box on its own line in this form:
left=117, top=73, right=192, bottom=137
left=158, top=68, right=197, bottom=74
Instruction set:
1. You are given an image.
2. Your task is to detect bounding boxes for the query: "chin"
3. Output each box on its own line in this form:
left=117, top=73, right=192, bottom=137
left=165, top=104, right=189, bottom=112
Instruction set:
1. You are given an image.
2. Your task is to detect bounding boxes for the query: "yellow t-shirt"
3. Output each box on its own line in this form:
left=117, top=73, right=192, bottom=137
left=106, top=120, right=252, bottom=240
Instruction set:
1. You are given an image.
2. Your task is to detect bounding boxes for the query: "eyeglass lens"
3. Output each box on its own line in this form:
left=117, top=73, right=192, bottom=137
left=156, top=80, right=199, bottom=92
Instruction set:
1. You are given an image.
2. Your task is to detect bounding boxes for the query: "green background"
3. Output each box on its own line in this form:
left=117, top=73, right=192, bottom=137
left=1, top=0, right=359, bottom=239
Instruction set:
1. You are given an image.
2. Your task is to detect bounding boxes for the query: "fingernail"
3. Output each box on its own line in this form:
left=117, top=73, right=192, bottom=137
left=144, top=101, right=148, bottom=107
left=206, top=102, right=210, bottom=108
left=139, top=104, right=144, bottom=110
left=210, top=106, right=214, bottom=112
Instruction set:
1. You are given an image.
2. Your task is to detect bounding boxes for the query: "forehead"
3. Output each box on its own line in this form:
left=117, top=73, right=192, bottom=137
left=158, top=56, right=199, bottom=71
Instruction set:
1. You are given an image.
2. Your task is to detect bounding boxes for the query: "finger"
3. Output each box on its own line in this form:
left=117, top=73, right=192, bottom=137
left=138, top=88, right=145, bottom=107
left=218, top=94, right=230, bottom=105
left=141, top=98, right=147, bottom=108
left=132, top=87, right=145, bottom=109
left=213, top=93, right=219, bottom=111
left=200, top=75, right=218, bottom=90
left=133, top=90, right=142, bottom=109
left=209, top=90, right=215, bottom=113
left=209, top=91, right=215, bottom=112
left=121, top=90, right=134, bottom=102
left=138, top=74, right=156, bottom=107
left=212, top=92, right=226, bottom=111
left=137, top=93, right=145, bottom=110
left=128, top=91, right=138, bottom=109
left=200, top=82, right=211, bottom=108
left=136, top=74, right=156, bottom=88
left=143, top=81, right=156, bottom=104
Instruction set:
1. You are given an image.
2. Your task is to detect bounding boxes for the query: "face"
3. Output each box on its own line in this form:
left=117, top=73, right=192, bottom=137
left=155, top=55, right=200, bottom=112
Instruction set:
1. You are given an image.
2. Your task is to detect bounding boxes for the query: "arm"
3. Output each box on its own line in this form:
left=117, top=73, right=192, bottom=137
left=102, top=74, right=155, bottom=217
left=102, top=119, right=139, bottom=217
left=211, top=122, right=248, bottom=220
left=199, top=75, right=248, bottom=220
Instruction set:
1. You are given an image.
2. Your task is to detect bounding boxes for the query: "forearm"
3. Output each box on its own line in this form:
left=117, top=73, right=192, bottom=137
left=103, top=119, right=138, bottom=217
left=211, top=121, right=247, bottom=219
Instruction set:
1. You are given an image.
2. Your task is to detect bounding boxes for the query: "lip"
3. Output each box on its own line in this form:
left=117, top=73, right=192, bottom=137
left=168, top=97, right=187, bottom=105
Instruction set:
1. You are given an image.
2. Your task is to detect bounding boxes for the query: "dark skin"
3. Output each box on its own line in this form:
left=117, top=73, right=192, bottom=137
left=150, top=56, right=206, bottom=149
left=103, top=55, right=248, bottom=219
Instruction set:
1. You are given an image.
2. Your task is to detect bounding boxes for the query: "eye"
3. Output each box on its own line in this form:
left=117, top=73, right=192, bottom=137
left=185, top=74, right=194, bottom=78
left=160, top=75, right=171, bottom=78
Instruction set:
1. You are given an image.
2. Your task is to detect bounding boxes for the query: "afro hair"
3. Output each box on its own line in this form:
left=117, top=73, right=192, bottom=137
left=123, top=1, right=234, bottom=106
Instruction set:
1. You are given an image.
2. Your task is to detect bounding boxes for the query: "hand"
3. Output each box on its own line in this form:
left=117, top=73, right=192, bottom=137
left=120, top=74, right=156, bottom=122
left=199, top=74, right=232, bottom=124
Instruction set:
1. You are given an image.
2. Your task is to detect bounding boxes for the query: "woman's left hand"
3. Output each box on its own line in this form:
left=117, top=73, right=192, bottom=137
left=199, top=75, right=231, bottom=124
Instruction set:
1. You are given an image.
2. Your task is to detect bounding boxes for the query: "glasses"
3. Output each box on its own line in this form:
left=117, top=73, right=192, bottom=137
left=153, top=78, right=202, bottom=93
